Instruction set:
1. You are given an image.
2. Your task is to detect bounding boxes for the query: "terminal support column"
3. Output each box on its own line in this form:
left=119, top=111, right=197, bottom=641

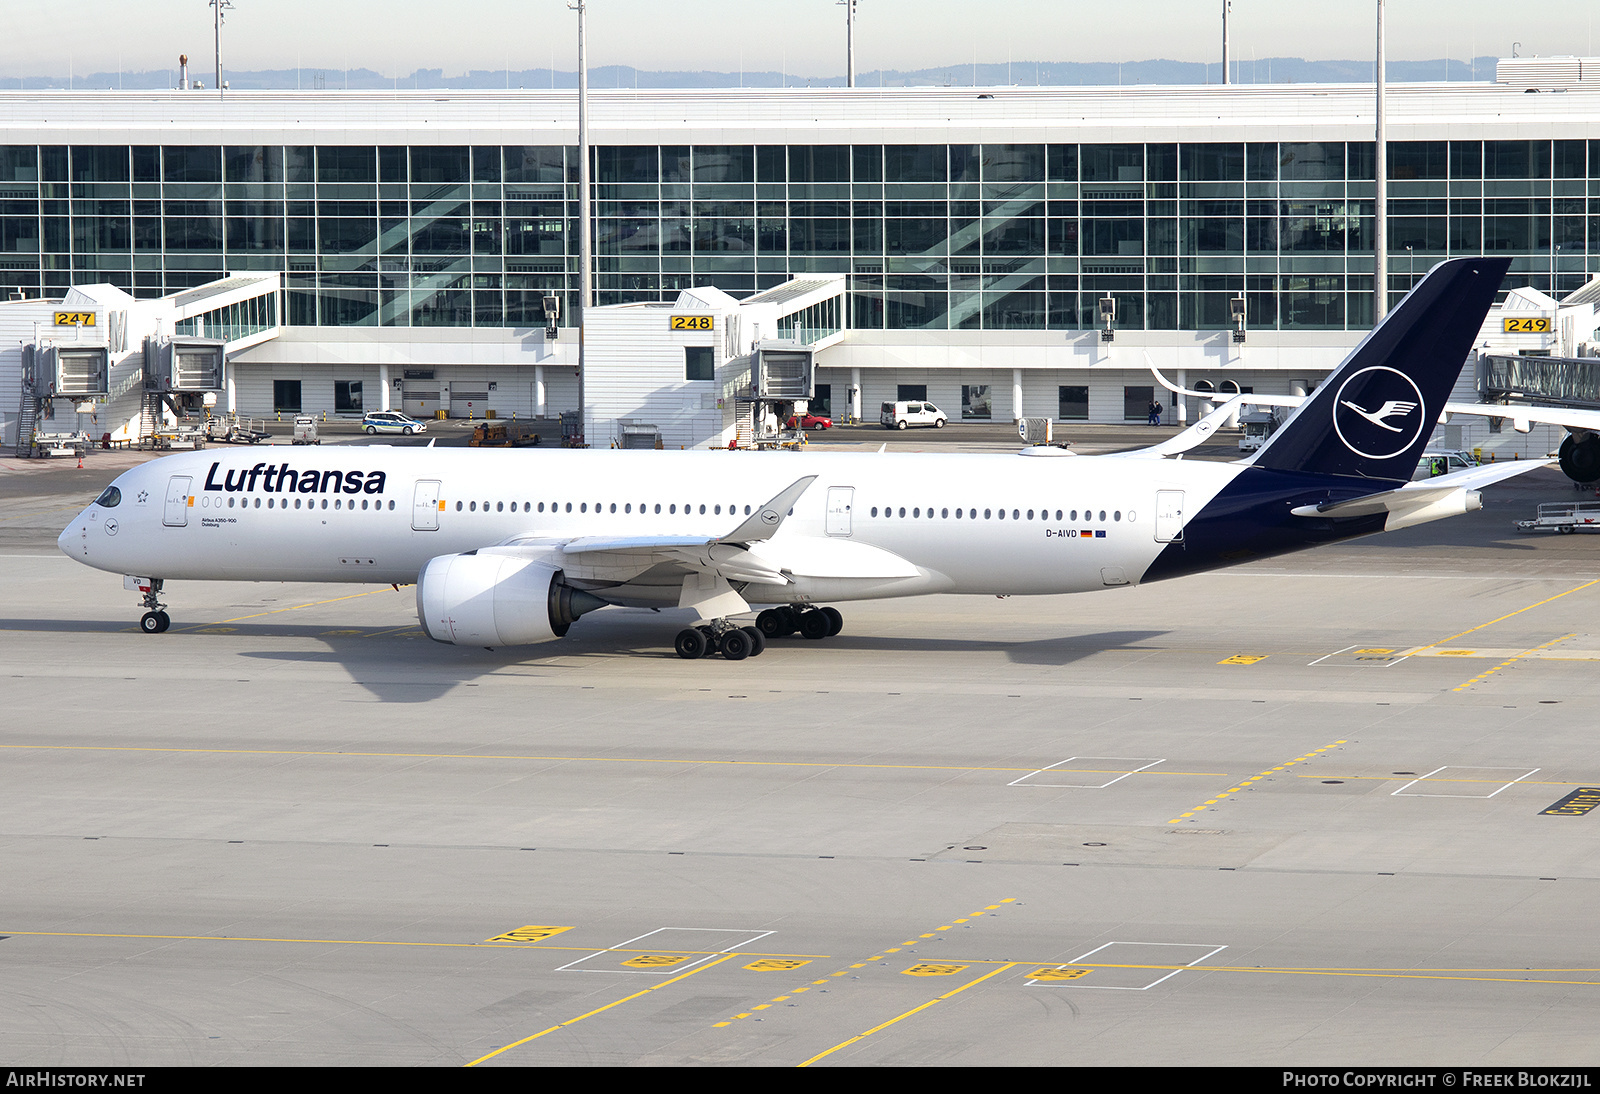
left=1012, top=368, right=1023, bottom=422
left=850, top=367, right=861, bottom=422
left=378, top=363, right=391, bottom=412
left=535, top=365, right=547, bottom=417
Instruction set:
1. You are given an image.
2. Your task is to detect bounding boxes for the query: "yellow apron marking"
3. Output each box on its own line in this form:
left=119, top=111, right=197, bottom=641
left=1415, top=579, right=1600, bottom=654
left=1169, top=740, right=1348, bottom=824
left=798, top=963, right=1020, bottom=1067
left=466, top=952, right=738, bottom=1066
left=621, top=953, right=693, bottom=968
left=1029, top=967, right=1091, bottom=981
left=487, top=925, right=573, bottom=944
left=716, top=899, right=1017, bottom=1032
left=902, top=963, right=969, bottom=977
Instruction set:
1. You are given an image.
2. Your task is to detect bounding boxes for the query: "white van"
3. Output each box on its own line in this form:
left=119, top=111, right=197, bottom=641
left=1413, top=449, right=1479, bottom=480
left=880, top=401, right=948, bottom=430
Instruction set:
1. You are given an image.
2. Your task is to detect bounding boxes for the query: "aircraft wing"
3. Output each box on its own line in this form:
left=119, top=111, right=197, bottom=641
left=1290, top=458, right=1553, bottom=520
left=1147, top=359, right=1307, bottom=410
left=1106, top=393, right=1254, bottom=459
left=1444, top=402, right=1600, bottom=435
left=492, top=475, right=856, bottom=588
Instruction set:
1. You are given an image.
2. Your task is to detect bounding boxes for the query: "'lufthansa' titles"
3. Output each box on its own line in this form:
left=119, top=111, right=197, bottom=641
left=204, top=461, right=388, bottom=495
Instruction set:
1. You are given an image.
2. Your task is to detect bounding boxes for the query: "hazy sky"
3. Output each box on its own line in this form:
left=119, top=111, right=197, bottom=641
left=1, top=0, right=1594, bottom=80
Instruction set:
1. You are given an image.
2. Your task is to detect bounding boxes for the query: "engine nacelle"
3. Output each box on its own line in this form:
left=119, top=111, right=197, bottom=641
left=1385, top=487, right=1480, bottom=532
left=415, top=552, right=605, bottom=646
left=1559, top=433, right=1600, bottom=484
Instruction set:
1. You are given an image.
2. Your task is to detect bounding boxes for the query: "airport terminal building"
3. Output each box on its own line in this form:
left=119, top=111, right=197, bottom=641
left=1, top=62, right=1598, bottom=449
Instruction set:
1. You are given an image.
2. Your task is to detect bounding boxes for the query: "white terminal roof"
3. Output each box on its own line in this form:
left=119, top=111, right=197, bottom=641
left=0, top=82, right=1594, bottom=144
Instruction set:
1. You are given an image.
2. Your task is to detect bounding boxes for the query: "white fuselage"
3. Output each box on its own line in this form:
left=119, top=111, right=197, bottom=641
left=60, top=446, right=1244, bottom=605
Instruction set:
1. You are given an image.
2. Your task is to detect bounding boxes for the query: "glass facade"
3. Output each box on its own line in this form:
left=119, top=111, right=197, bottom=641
left=1, top=140, right=1595, bottom=331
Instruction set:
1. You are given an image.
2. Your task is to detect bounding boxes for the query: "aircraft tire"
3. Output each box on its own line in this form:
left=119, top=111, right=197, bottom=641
left=774, top=607, right=802, bottom=636
left=722, top=630, right=752, bottom=661
left=674, top=628, right=706, bottom=659
left=1558, top=435, right=1600, bottom=483
left=799, top=610, right=831, bottom=641
left=821, top=607, right=843, bottom=636
left=741, top=627, right=765, bottom=656
left=140, top=611, right=169, bottom=634
left=756, top=609, right=784, bottom=638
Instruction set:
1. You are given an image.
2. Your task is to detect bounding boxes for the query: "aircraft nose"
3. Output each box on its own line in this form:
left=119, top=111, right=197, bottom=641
left=58, top=514, right=81, bottom=558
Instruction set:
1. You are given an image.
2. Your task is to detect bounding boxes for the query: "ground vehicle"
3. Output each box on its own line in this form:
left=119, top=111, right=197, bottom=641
left=785, top=413, right=832, bottom=431
left=1413, top=449, right=1480, bottom=480
left=292, top=416, right=320, bottom=445
left=880, top=401, right=947, bottom=429
left=1237, top=410, right=1280, bottom=452
left=1516, top=500, right=1600, bottom=534
left=362, top=411, right=427, bottom=436
left=204, top=414, right=272, bottom=445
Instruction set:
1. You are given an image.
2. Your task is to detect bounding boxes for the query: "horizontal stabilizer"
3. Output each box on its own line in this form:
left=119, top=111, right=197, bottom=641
left=1291, top=458, right=1553, bottom=520
left=1109, top=392, right=1255, bottom=459
left=1444, top=402, right=1600, bottom=435
left=1147, top=360, right=1306, bottom=410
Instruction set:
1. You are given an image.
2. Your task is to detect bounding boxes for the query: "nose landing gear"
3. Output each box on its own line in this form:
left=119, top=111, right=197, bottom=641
left=136, top=578, right=170, bottom=633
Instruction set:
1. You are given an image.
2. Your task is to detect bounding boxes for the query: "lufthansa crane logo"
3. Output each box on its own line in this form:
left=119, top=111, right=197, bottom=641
left=1331, top=366, right=1427, bottom=460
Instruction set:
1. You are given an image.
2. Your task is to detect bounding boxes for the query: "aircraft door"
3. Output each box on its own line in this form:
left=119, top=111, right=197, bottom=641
left=1154, top=490, right=1185, bottom=543
left=163, top=476, right=191, bottom=527
left=825, top=486, right=854, bottom=537
left=412, top=480, right=442, bottom=531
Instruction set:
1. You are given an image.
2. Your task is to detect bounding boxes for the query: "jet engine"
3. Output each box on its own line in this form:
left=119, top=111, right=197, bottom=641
left=416, top=552, right=606, bottom=646
left=1558, top=433, right=1600, bottom=484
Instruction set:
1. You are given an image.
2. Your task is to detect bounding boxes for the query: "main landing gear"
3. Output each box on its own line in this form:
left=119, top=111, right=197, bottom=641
left=137, top=578, right=170, bottom=634
left=672, top=606, right=843, bottom=661
left=755, top=605, right=843, bottom=642
left=674, top=619, right=767, bottom=661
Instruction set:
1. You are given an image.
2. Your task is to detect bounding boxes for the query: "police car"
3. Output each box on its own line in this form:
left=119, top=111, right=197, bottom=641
left=362, top=411, right=427, bottom=436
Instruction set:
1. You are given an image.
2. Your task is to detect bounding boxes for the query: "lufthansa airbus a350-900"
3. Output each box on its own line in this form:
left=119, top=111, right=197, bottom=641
left=60, top=257, right=1545, bottom=660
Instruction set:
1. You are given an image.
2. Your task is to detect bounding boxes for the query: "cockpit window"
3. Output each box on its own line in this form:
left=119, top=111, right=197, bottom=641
left=94, top=486, right=121, bottom=508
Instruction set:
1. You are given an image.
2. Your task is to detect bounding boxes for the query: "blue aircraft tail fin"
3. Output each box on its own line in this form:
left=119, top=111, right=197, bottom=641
left=1252, top=256, right=1510, bottom=480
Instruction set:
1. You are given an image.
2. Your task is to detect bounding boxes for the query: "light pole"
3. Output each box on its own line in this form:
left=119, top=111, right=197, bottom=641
left=838, top=0, right=857, bottom=87
left=568, top=0, right=591, bottom=433
left=1222, top=0, right=1231, bottom=85
left=1374, top=0, right=1388, bottom=322
left=211, top=0, right=233, bottom=96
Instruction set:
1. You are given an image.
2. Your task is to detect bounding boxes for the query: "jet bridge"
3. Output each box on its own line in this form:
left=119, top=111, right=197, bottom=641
left=731, top=340, right=817, bottom=448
